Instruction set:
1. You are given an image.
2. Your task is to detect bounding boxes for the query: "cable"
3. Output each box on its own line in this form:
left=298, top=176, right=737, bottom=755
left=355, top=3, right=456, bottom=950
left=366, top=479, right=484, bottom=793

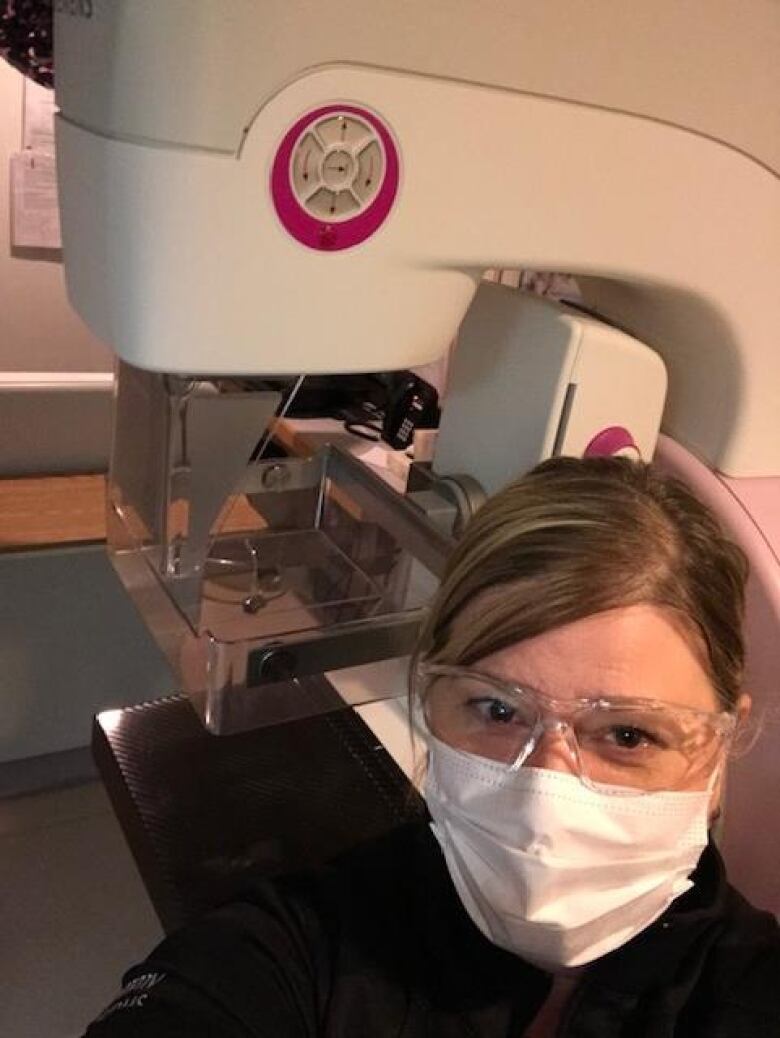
left=250, top=374, right=307, bottom=461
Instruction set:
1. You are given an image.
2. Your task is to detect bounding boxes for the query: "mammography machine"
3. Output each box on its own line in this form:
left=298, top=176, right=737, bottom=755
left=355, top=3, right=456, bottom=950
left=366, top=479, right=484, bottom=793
left=52, top=3, right=779, bottom=913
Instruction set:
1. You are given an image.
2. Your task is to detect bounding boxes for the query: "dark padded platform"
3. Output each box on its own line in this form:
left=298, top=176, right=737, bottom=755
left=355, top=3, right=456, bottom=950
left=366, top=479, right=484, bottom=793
left=93, top=692, right=422, bottom=933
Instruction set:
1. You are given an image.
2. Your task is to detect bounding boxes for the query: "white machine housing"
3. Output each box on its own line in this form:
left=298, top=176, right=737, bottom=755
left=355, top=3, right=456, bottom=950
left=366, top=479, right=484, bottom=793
left=53, top=2, right=780, bottom=914
left=435, top=285, right=667, bottom=496
left=54, top=1, right=779, bottom=478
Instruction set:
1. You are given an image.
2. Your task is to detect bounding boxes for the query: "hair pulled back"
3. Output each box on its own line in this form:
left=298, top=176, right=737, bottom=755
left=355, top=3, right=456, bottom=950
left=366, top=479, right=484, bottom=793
left=415, top=456, right=748, bottom=710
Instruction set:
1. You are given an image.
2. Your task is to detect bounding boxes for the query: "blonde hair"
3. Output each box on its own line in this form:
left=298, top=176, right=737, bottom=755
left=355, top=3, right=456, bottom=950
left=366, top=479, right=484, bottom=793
left=414, top=456, right=748, bottom=710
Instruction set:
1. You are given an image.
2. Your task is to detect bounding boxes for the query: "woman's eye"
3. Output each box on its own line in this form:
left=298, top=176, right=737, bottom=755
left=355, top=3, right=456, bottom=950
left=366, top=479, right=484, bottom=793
left=608, top=725, right=656, bottom=750
left=469, top=697, right=516, bottom=724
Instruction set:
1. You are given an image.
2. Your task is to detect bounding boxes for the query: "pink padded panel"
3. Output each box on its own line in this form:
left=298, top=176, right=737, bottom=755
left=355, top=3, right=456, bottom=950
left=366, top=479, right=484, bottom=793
left=653, top=435, right=780, bottom=916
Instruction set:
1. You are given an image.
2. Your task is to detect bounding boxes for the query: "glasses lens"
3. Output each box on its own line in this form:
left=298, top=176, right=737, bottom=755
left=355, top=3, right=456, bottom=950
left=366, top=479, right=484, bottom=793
left=574, top=703, right=723, bottom=791
left=420, top=666, right=730, bottom=792
left=422, top=669, right=537, bottom=766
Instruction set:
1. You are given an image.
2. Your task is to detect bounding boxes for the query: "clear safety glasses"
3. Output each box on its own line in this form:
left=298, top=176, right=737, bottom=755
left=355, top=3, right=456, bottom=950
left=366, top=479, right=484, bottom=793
left=415, top=663, right=738, bottom=795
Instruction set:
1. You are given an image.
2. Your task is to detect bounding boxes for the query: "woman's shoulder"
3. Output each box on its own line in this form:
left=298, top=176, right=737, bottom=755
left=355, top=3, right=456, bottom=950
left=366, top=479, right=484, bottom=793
left=695, top=882, right=780, bottom=1031
left=84, top=821, right=448, bottom=1036
left=172, top=818, right=444, bottom=980
left=718, top=884, right=780, bottom=976
left=242, top=817, right=439, bottom=924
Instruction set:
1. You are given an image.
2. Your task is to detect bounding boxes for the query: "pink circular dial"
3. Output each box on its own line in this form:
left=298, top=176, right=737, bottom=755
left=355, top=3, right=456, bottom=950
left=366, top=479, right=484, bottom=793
left=271, top=104, right=400, bottom=251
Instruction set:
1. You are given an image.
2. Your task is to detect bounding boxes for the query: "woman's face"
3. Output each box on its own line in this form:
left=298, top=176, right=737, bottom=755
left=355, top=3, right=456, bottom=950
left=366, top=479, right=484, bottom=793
left=456, top=604, right=747, bottom=807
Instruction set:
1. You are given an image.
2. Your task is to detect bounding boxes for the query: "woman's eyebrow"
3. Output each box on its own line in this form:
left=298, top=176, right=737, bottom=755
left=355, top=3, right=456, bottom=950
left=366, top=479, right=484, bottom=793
left=478, top=672, right=636, bottom=702
left=477, top=670, right=549, bottom=697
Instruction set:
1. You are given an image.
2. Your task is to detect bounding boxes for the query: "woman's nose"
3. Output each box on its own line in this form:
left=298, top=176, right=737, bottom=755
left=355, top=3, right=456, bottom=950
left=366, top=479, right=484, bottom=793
left=522, top=723, right=579, bottom=776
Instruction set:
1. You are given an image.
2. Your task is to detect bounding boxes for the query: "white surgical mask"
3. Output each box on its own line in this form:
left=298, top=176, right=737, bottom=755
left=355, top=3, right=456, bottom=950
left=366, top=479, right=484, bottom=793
left=424, top=735, right=714, bottom=969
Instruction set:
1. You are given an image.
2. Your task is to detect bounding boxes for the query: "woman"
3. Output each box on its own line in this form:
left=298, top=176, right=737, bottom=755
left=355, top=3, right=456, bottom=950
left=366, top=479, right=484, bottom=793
left=84, top=457, right=780, bottom=1036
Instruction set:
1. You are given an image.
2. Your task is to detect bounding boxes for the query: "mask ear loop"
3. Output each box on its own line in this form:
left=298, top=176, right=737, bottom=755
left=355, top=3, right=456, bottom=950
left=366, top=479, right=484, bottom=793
left=509, top=720, right=543, bottom=772
left=708, top=710, right=751, bottom=831
left=680, top=735, right=729, bottom=796
left=707, top=756, right=726, bottom=793
left=706, top=755, right=729, bottom=840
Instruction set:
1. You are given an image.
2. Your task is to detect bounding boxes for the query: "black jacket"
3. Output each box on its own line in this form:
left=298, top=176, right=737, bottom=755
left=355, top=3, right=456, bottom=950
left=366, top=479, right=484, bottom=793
left=85, top=822, right=780, bottom=1036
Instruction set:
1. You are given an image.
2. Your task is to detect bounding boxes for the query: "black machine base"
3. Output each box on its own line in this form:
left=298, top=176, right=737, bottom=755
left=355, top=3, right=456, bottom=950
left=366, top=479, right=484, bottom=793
left=93, top=691, right=422, bottom=934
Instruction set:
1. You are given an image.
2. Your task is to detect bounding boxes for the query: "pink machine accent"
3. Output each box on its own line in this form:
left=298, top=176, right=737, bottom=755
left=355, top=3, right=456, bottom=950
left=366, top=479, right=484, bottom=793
left=584, top=426, right=638, bottom=458
left=271, top=104, right=400, bottom=251
left=654, top=435, right=780, bottom=912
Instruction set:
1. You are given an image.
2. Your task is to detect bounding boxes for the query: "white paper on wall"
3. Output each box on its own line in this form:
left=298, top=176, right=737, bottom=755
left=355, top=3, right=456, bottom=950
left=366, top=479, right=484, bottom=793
left=22, top=77, right=56, bottom=155
left=10, top=151, right=62, bottom=249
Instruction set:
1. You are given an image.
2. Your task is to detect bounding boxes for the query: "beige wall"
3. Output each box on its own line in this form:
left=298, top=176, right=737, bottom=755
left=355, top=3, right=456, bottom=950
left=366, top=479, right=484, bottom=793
left=0, top=60, right=111, bottom=372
